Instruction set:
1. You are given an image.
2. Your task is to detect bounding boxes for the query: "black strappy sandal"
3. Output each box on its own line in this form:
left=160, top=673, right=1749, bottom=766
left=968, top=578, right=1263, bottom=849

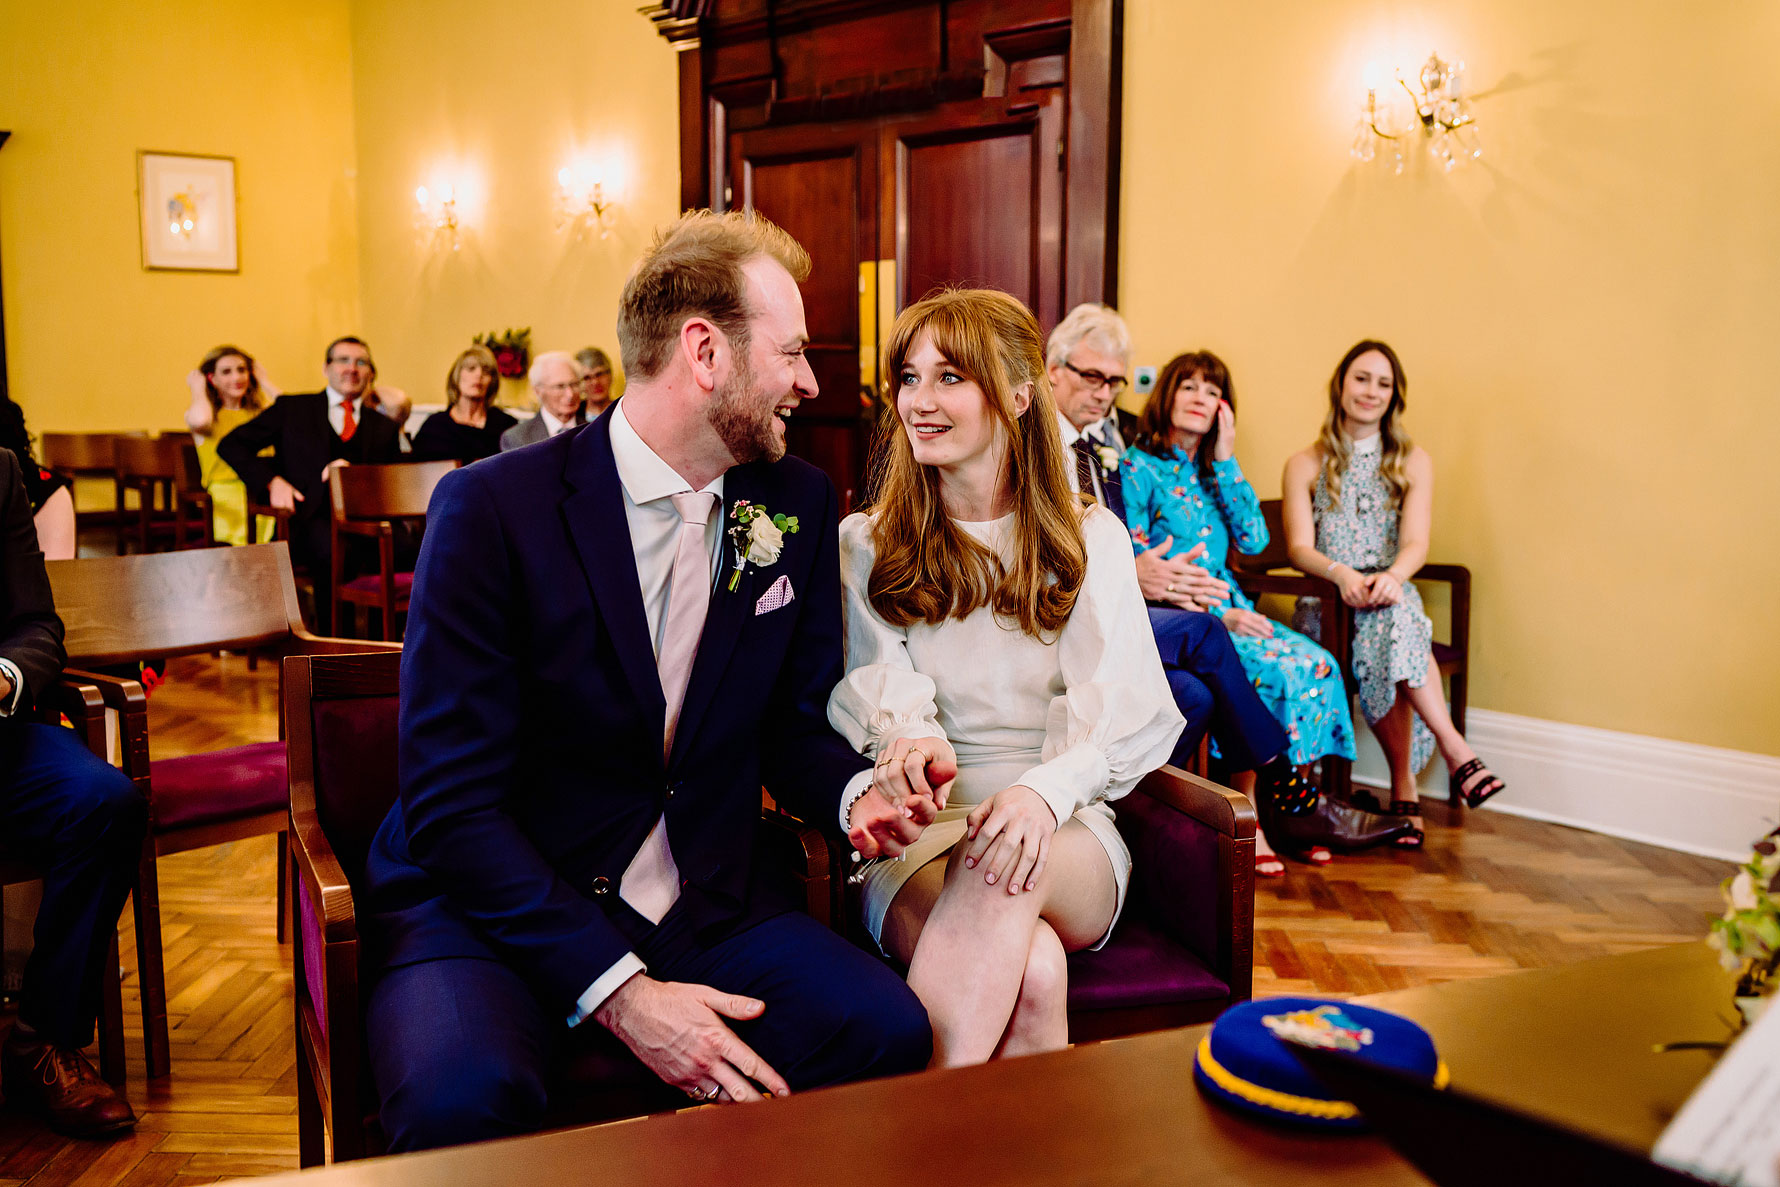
left=1449, top=757, right=1506, bottom=809
left=1380, top=800, right=1425, bottom=849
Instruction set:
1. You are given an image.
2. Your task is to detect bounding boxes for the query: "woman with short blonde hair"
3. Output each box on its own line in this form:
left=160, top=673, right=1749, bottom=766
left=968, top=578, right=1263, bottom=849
left=829, top=288, right=1182, bottom=1067
left=411, top=345, right=517, bottom=463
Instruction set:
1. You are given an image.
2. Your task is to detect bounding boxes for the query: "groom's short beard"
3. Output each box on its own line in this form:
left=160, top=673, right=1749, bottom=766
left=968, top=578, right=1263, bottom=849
left=706, top=351, right=786, bottom=465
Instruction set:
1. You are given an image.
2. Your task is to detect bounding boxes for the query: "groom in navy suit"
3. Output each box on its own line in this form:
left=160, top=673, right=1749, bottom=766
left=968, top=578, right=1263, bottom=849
left=361, top=211, right=936, bottom=1152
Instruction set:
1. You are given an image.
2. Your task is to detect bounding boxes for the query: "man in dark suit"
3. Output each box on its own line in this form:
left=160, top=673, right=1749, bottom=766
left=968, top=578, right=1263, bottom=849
left=498, top=351, right=588, bottom=452
left=0, top=450, right=146, bottom=1137
left=216, top=336, right=404, bottom=585
left=361, top=211, right=935, bottom=1153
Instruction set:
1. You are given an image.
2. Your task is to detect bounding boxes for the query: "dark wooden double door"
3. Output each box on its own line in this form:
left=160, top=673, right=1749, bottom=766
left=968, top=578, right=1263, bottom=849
left=733, top=94, right=1067, bottom=504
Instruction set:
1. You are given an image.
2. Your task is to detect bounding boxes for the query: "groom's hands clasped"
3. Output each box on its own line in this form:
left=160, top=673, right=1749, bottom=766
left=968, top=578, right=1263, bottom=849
left=848, top=735, right=957, bottom=859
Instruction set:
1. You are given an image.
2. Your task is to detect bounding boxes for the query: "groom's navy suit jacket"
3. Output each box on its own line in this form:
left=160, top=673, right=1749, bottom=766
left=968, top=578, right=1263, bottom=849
left=362, top=410, right=870, bottom=1017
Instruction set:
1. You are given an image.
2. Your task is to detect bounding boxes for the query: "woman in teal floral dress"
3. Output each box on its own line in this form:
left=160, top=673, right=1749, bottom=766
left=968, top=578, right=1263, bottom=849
left=1122, top=351, right=1357, bottom=779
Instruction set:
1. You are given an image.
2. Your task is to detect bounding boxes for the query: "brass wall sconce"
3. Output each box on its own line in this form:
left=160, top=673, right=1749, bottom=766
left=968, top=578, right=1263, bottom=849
left=414, top=183, right=461, bottom=250
left=1352, top=52, right=1481, bottom=173
left=555, top=164, right=615, bottom=239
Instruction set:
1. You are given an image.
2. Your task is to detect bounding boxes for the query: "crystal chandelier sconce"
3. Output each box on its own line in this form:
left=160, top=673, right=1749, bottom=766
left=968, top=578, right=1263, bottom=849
left=1351, top=52, right=1482, bottom=174
left=555, top=165, right=615, bottom=239
left=414, top=183, right=461, bottom=251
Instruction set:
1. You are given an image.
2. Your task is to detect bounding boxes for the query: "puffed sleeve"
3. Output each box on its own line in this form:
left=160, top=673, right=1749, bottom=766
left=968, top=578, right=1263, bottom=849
left=1013, top=507, right=1186, bottom=829
left=1210, top=458, right=1268, bottom=556
left=1119, top=451, right=1161, bottom=554
left=825, top=513, right=947, bottom=757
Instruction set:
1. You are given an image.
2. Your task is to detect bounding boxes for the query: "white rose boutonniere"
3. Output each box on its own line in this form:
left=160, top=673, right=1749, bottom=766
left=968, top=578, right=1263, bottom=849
left=1094, top=443, right=1121, bottom=473
left=725, top=499, right=800, bottom=592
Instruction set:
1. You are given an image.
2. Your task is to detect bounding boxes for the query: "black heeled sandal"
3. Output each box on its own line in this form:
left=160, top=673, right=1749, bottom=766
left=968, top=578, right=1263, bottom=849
left=1449, top=757, right=1506, bottom=809
left=1380, top=799, right=1425, bottom=849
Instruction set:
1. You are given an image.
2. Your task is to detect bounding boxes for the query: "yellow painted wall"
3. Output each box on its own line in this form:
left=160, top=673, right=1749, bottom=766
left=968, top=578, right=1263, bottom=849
left=348, top=0, right=682, bottom=409
left=1119, top=0, right=1780, bottom=755
left=0, top=0, right=360, bottom=435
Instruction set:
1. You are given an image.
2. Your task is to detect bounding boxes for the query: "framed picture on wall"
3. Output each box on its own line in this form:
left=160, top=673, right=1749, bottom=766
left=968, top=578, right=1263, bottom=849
left=137, top=151, right=238, bottom=272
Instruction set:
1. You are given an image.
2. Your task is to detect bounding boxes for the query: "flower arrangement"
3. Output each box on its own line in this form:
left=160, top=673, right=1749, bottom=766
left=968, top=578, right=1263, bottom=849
left=1708, top=826, right=1780, bottom=1026
left=725, top=500, right=799, bottom=592
left=472, top=328, right=533, bottom=379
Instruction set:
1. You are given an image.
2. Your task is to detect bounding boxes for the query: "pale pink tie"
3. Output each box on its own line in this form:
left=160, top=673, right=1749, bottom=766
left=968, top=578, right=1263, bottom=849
left=620, top=490, right=717, bottom=924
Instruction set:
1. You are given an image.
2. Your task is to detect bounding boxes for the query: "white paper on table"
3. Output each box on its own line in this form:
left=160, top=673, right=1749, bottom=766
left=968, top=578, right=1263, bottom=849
left=1653, top=998, right=1780, bottom=1186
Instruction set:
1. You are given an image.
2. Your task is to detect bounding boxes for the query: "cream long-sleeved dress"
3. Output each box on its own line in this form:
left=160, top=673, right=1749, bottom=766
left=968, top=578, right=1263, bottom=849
left=827, top=505, right=1184, bottom=949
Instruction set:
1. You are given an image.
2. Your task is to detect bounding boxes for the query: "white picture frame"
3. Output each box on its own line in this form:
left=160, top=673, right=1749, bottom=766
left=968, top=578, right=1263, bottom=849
left=138, top=151, right=238, bottom=273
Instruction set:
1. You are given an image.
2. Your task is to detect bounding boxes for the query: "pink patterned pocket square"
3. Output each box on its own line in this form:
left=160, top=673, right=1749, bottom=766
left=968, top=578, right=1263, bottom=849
left=754, top=574, right=795, bottom=616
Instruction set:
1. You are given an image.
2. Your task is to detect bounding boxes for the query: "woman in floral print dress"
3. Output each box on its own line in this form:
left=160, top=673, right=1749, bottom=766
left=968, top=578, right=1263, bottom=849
left=1121, top=350, right=1357, bottom=795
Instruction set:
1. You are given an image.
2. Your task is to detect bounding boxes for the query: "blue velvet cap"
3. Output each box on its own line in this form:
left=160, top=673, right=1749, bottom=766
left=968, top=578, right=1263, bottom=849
left=1193, top=996, right=1447, bottom=1131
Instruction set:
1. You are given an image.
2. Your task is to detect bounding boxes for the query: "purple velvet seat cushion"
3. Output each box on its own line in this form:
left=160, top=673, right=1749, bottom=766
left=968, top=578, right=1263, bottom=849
left=1067, top=915, right=1229, bottom=1012
left=340, top=571, right=414, bottom=596
left=149, top=741, right=287, bottom=830
left=1115, top=791, right=1221, bottom=967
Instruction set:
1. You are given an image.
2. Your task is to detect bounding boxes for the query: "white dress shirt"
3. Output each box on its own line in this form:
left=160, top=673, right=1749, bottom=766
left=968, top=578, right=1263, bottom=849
left=568, top=402, right=725, bottom=1026
left=1057, top=411, right=1120, bottom=506
left=539, top=408, right=572, bottom=438
left=325, top=386, right=363, bottom=438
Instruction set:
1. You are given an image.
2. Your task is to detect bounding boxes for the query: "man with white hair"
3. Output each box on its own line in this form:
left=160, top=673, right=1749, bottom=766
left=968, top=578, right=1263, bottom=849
left=1046, top=305, right=1404, bottom=864
left=499, top=351, right=588, bottom=451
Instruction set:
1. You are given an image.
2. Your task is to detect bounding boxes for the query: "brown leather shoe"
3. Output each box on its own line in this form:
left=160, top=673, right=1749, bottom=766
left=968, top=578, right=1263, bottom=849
left=1264, top=796, right=1414, bottom=855
left=1, top=1032, right=136, bottom=1138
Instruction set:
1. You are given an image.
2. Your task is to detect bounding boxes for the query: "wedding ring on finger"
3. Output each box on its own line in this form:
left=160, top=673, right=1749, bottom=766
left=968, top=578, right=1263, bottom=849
left=685, top=1084, right=718, bottom=1102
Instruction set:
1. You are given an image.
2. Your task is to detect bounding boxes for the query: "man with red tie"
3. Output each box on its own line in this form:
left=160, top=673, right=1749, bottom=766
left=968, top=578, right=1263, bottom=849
left=217, top=337, right=404, bottom=612
left=359, top=211, right=935, bottom=1152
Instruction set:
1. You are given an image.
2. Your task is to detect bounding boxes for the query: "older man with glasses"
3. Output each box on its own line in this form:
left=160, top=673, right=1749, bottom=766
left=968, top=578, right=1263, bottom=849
left=501, top=352, right=589, bottom=452
left=1046, top=305, right=1404, bottom=867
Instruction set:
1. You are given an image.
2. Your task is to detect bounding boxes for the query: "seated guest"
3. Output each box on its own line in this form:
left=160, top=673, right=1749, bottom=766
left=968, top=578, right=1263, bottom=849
left=0, top=396, right=73, bottom=560
left=829, top=288, right=1183, bottom=1067
left=409, top=346, right=517, bottom=463
left=1123, top=350, right=1360, bottom=866
left=216, top=336, right=404, bottom=591
left=1049, top=307, right=1385, bottom=876
left=0, top=449, right=146, bottom=1137
left=185, top=345, right=275, bottom=546
left=361, top=210, right=931, bottom=1152
left=498, top=352, right=586, bottom=451
left=1282, top=340, right=1504, bottom=846
left=575, top=346, right=616, bottom=416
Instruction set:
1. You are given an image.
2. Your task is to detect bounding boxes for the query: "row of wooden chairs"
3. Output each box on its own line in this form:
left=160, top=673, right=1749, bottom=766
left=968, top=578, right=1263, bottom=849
left=38, top=431, right=214, bottom=554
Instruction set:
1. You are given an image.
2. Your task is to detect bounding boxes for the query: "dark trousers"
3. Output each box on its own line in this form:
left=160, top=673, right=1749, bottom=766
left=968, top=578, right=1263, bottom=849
left=0, top=723, right=146, bottom=1050
left=367, top=907, right=931, bottom=1153
left=1149, top=606, right=1288, bottom=771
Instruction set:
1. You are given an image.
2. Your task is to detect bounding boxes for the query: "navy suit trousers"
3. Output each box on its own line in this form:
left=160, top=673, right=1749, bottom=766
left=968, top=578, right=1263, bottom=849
left=0, top=723, right=146, bottom=1050
left=368, top=906, right=931, bottom=1153
left=1148, top=606, right=1289, bottom=772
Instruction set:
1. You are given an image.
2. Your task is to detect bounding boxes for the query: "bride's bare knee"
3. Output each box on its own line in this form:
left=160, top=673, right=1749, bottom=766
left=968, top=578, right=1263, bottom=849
left=1015, top=920, right=1068, bottom=1017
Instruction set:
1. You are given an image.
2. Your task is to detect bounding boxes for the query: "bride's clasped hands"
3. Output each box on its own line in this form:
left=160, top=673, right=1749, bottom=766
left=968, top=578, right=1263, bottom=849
left=847, top=734, right=959, bottom=859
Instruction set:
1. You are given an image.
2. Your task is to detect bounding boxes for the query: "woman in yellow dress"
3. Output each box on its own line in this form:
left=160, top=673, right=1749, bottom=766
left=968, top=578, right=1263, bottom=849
left=185, top=344, right=276, bottom=545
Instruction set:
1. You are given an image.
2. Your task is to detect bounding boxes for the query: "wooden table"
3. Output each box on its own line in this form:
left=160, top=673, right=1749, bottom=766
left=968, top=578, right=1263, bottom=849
left=254, top=944, right=1735, bottom=1186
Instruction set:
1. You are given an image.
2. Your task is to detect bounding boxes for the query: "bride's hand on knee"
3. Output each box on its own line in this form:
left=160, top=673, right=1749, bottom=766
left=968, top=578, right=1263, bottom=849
left=964, top=786, right=1057, bottom=895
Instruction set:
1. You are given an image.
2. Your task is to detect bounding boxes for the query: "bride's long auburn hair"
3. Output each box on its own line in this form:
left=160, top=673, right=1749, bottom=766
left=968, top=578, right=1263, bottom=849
left=865, top=288, right=1087, bottom=639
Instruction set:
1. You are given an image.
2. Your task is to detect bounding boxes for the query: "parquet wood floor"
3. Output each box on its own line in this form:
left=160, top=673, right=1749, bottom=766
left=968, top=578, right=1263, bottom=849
left=0, top=654, right=1733, bottom=1185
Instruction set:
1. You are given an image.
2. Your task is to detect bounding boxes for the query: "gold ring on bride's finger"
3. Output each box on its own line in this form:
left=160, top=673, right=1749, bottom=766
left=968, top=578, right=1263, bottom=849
left=906, top=746, right=929, bottom=765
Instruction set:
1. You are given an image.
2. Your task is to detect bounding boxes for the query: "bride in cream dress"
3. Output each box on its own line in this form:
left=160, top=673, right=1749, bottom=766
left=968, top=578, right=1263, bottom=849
left=828, top=289, right=1182, bottom=1067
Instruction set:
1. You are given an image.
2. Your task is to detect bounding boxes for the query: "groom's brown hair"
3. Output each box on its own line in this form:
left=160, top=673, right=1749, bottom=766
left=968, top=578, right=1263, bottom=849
left=618, top=209, right=811, bottom=380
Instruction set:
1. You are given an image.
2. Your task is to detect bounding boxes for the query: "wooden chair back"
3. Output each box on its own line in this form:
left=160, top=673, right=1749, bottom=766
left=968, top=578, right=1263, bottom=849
left=329, top=461, right=457, bottom=522
left=1231, top=499, right=1292, bottom=574
left=46, top=542, right=308, bottom=664
left=112, top=434, right=202, bottom=489
left=39, top=431, right=145, bottom=477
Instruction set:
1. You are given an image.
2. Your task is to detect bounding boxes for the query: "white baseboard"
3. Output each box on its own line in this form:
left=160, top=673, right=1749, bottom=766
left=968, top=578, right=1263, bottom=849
left=1349, top=707, right=1777, bottom=863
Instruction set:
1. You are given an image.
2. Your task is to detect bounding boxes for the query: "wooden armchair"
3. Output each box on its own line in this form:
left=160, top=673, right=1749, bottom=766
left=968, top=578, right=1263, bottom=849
left=329, top=461, right=458, bottom=641
left=45, top=543, right=399, bottom=1079
left=288, top=650, right=834, bottom=1165
left=0, top=676, right=129, bottom=1085
left=833, top=764, right=1256, bottom=1042
left=1233, top=499, right=1475, bottom=796
left=112, top=435, right=212, bottom=554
